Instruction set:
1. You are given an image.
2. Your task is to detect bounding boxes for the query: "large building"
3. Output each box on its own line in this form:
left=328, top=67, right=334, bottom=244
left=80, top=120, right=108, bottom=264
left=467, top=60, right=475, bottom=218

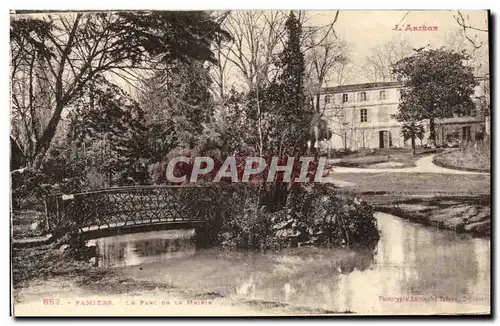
left=318, top=78, right=489, bottom=150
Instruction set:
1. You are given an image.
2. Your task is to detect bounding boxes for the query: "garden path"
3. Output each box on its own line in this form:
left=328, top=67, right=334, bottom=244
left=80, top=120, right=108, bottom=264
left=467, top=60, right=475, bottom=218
left=329, top=154, right=488, bottom=175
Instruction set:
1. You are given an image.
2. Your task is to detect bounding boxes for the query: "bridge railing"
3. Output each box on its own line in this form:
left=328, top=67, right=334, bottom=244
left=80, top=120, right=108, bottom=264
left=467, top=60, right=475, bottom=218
left=45, top=184, right=233, bottom=236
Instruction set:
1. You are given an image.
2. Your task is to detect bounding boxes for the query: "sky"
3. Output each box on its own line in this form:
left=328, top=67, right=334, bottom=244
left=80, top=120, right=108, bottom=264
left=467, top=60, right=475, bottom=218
left=305, top=10, right=490, bottom=84
left=12, top=10, right=489, bottom=94
left=218, top=10, right=490, bottom=90
left=316, top=10, right=488, bottom=52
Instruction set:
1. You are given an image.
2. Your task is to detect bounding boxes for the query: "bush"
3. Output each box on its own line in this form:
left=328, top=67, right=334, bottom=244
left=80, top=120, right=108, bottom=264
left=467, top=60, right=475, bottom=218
left=200, top=183, right=380, bottom=250
left=269, top=184, right=380, bottom=249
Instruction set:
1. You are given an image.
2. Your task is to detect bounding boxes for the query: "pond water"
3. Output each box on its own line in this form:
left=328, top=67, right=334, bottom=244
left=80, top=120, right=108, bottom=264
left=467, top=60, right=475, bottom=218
left=94, top=213, right=490, bottom=314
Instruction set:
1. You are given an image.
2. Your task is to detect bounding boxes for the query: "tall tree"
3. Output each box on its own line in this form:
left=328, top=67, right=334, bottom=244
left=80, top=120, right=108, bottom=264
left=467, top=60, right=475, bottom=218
left=216, top=10, right=340, bottom=94
left=452, top=10, right=490, bottom=137
left=66, top=76, right=149, bottom=186
left=392, top=48, right=478, bottom=145
left=305, top=34, right=348, bottom=112
left=453, top=10, right=488, bottom=50
left=221, top=10, right=288, bottom=91
left=304, top=33, right=348, bottom=150
left=138, top=60, right=215, bottom=155
left=279, top=12, right=307, bottom=128
left=10, top=11, right=229, bottom=169
left=364, top=38, right=413, bottom=82
left=249, top=11, right=311, bottom=155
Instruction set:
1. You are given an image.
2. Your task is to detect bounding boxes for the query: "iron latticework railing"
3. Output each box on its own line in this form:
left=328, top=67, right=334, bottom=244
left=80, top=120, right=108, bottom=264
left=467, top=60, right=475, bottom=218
left=45, top=184, right=251, bottom=236
left=45, top=184, right=264, bottom=237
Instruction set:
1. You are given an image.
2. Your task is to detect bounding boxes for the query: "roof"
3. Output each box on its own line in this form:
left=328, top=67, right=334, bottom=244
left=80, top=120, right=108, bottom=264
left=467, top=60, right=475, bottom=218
left=322, top=81, right=402, bottom=94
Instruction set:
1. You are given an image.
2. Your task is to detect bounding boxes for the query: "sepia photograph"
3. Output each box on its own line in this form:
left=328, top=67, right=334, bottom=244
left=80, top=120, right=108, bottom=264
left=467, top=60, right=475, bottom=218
left=9, top=9, right=491, bottom=316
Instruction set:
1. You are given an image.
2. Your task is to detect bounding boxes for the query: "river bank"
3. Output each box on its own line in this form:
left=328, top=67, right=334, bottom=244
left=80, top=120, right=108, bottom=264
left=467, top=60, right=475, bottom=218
left=12, top=213, right=490, bottom=316
left=13, top=271, right=343, bottom=316
left=12, top=234, right=350, bottom=316
left=360, top=194, right=491, bottom=238
left=12, top=247, right=348, bottom=316
left=330, top=170, right=491, bottom=238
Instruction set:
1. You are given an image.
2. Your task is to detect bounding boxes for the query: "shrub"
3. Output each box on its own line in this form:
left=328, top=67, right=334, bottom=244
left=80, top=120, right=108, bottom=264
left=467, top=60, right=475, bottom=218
left=200, top=183, right=380, bottom=250
left=270, top=184, right=380, bottom=249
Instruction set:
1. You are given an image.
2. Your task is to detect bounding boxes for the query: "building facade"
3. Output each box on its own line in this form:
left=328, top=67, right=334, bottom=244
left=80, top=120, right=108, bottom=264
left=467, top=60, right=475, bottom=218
left=318, top=79, right=488, bottom=150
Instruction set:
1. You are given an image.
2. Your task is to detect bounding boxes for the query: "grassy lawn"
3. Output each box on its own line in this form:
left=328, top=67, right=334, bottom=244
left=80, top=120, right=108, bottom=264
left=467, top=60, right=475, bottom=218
left=330, top=147, right=442, bottom=169
left=434, top=143, right=490, bottom=171
left=12, top=243, right=177, bottom=298
left=331, top=172, right=491, bottom=196
left=12, top=244, right=90, bottom=288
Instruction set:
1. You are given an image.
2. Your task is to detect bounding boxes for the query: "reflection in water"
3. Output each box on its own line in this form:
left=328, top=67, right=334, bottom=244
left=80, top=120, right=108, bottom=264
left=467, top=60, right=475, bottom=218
left=95, top=213, right=490, bottom=314
left=336, top=214, right=490, bottom=313
left=97, top=229, right=196, bottom=268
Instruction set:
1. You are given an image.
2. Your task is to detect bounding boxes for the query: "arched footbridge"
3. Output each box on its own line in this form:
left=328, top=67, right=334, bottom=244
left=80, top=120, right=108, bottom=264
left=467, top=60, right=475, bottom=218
left=44, top=185, right=226, bottom=241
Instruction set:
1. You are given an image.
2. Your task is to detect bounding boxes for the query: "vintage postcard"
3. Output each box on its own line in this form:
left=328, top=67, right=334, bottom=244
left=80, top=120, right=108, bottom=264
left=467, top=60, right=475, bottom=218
left=10, top=9, right=491, bottom=316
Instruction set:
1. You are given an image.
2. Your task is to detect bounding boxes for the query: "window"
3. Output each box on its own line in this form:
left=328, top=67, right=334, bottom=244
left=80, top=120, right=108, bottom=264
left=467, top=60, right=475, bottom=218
left=379, top=90, right=386, bottom=100
left=324, top=95, right=331, bottom=104
left=360, top=109, right=368, bottom=123
left=342, top=94, right=348, bottom=103
left=359, top=92, right=367, bottom=101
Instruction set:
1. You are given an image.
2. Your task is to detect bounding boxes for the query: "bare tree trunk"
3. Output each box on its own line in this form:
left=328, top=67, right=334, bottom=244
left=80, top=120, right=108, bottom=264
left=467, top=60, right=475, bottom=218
left=429, top=118, right=436, bottom=146
left=27, top=14, right=82, bottom=169
left=32, top=102, right=65, bottom=169
left=256, top=82, right=263, bottom=157
left=315, top=93, right=320, bottom=112
left=310, top=93, right=321, bottom=153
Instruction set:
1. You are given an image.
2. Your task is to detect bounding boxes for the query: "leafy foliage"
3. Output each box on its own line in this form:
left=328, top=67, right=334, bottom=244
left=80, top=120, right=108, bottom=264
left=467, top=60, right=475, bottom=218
left=114, top=11, right=231, bottom=65
left=400, top=123, right=425, bottom=141
left=209, top=184, right=380, bottom=250
left=400, top=122, right=425, bottom=154
left=11, top=143, right=87, bottom=212
left=11, top=11, right=381, bottom=256
left=392, top=48, right=478, bottom=142
left=67, top=77, right=150, bottom=186
left=199, top=90, right=257, bottom=154
left=10, top=11, right=230, bottom=168
left=138, top=60, right=215, bottom=153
